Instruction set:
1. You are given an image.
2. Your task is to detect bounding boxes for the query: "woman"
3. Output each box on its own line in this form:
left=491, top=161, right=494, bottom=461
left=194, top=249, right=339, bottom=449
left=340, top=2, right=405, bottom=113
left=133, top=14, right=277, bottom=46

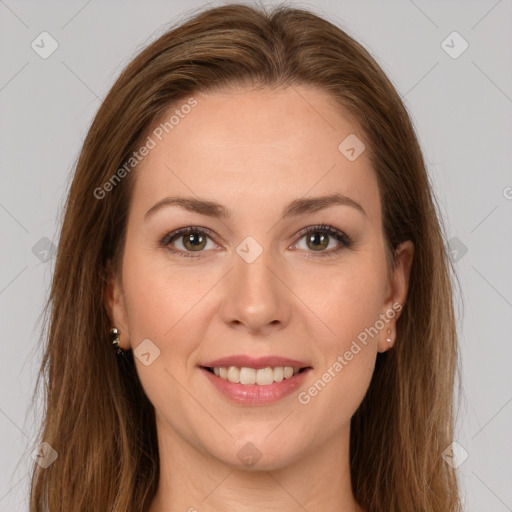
left=29, top=3, right=462, bottom=511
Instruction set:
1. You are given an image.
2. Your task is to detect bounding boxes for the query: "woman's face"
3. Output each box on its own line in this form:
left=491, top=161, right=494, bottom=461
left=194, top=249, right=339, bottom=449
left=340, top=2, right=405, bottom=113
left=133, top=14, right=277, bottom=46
left=107, top=85, right=413, bottom=470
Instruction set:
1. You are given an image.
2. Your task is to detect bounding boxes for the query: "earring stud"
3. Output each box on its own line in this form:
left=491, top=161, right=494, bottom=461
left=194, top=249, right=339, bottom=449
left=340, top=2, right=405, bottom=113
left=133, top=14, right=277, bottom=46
left=110, top=327, right=125, bottom=356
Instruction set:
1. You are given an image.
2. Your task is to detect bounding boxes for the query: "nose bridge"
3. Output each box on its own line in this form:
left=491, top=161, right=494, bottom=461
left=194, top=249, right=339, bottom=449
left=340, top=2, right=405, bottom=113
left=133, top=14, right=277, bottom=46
left=234, top=234, right=280, bottom=300
left=222, top=234, right=289, bottom=330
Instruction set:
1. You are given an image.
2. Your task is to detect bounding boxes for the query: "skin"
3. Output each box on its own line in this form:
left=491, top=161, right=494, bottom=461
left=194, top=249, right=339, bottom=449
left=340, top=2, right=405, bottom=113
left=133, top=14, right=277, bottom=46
left=106, top=85, right=414, bottom=512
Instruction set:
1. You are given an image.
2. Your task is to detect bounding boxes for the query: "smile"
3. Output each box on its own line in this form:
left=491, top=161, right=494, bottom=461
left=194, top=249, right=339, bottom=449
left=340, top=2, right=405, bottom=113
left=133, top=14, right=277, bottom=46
left=200, top=365, right=312, bottom=405
left=205, top=365, right=305, bottom=385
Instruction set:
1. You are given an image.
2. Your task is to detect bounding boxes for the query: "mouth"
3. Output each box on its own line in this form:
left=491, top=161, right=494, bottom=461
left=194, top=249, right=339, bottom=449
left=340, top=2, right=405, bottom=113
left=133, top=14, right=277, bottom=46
left=199, top=355, right=313, bottom=404
left=201, top=365, right=311, bottom=386
left=200, top=364, right=312, bottom=404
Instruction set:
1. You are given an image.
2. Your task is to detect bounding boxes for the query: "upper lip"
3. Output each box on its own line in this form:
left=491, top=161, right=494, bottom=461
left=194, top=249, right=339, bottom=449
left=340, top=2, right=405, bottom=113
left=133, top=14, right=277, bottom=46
left=201, top=355, right=312, bottom=369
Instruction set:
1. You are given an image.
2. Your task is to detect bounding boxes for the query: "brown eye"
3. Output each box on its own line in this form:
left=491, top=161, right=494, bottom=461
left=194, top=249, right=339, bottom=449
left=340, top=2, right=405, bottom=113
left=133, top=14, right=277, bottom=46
left=293, top=224, right=352, bottom=258
left=181, top=232, right=207, bottom=251
left=305, top=231, right=330, bottom=251
left=161, top=227, right=217, bottom=258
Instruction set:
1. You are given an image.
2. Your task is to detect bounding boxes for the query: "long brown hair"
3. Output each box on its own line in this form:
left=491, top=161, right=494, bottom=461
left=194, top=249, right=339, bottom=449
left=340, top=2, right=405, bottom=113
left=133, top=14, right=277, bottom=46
left=28, top=3, right=462, bottom=510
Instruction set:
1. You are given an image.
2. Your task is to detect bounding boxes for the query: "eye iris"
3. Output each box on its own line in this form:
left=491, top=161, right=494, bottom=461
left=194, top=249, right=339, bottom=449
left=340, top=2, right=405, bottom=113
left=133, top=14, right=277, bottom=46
left=183, top=232, right=206, bottom=251
left=307, top=232, right=328, bottom=251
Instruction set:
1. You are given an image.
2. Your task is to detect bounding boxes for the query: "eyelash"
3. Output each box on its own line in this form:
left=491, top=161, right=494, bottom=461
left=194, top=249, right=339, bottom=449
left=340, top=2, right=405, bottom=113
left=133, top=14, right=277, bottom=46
left=159, top=223, right=353, bottom=259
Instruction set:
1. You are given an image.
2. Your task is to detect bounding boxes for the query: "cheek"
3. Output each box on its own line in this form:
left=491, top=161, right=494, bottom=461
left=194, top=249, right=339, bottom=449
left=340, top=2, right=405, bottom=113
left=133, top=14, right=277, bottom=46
left=307, top=258, right=387, bottom=349
left=298, top=347, right=376, bottom=439
left=121, top=245, right=201, bottom=339
left=294, top=256, right=385, bottom=413
left=296, top=270, right=382, bottom=427
left=120, top=249, right=202, bottom=423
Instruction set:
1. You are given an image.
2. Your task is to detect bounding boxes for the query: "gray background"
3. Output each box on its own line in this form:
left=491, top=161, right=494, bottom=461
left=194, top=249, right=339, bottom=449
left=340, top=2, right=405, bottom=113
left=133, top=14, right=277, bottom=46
left=1, top=0, right=511, bottom=510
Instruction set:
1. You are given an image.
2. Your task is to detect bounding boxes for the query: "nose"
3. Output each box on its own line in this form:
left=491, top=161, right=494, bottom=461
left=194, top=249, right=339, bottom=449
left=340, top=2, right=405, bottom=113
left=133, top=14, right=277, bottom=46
left=219, top=241, right=292, bottom=334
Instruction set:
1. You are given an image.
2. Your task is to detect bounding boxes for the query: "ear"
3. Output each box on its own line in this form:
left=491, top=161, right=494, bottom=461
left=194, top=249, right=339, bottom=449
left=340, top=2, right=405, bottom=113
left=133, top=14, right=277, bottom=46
left=377, top=240, right=414, bottom=353
left=104, top=260, right=131, bottom=350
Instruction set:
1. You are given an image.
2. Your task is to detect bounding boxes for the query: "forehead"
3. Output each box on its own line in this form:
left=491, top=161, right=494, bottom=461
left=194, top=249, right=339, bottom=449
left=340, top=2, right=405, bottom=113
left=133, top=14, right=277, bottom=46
left=129, top=86, right=381, bottom=225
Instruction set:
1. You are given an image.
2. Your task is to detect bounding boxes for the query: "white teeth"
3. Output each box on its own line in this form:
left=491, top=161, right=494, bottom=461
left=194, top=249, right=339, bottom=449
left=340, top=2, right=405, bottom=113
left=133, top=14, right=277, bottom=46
left=256, top=367, right=274, bottom=386
left=239, top=367, right=256, bottom=385
left=211, top=366, right=303, bottom=385
left=273, top=366, right=284, bottom=382
left=227, top=366, right=240, bottom=383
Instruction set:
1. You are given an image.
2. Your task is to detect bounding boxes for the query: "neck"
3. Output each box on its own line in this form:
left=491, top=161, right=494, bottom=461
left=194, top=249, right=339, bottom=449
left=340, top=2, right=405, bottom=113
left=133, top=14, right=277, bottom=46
left=148, top=414, right=364, bottom=512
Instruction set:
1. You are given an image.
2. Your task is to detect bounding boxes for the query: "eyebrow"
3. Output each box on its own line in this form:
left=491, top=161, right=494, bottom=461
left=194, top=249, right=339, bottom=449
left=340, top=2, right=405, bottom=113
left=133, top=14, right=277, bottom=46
left=144, top=192, right=366, bottom=221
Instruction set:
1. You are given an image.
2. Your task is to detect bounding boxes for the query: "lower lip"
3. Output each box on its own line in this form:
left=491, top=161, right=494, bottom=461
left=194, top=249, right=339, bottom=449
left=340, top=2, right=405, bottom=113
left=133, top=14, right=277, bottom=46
left=200, top=367, right=311, bottom=405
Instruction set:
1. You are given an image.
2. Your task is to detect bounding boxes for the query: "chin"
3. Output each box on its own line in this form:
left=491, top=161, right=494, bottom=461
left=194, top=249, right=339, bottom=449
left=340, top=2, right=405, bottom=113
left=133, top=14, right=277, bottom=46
left=205, top=435, right=305, bottom=471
